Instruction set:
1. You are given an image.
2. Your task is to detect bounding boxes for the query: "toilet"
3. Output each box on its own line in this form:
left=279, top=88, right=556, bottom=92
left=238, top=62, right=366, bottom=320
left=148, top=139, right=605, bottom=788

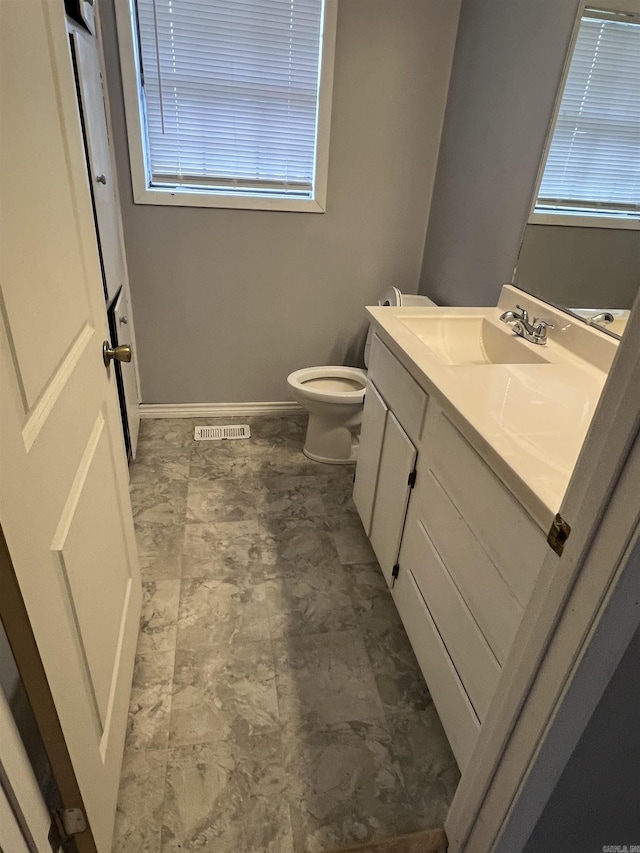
left=287, top=287, right=436, bottom=463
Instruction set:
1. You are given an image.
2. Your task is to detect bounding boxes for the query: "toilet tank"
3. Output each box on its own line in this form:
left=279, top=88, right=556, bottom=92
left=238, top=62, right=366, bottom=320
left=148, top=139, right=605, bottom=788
left=364, top=287, right=437, bottom=367
left=378, top=286, right=437, bottom=309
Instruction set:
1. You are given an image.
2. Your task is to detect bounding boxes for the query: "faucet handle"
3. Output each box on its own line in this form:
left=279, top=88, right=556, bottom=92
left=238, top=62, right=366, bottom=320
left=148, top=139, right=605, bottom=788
left=516, top=304, right=529, bottom=323
left=533, top=318, right=555, bottom=338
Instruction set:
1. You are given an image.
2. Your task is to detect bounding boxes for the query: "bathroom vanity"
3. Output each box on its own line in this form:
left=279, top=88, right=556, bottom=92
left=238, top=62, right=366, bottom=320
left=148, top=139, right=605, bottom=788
left=353, top=285, right=617, bottom=770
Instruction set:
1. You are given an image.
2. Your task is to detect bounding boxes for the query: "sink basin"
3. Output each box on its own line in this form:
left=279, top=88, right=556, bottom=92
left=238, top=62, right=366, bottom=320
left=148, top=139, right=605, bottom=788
left=398, top=316, right=550, bottom=365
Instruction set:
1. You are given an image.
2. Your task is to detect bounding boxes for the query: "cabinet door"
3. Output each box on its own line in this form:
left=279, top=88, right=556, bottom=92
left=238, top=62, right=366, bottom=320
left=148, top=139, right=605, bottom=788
left=353, top=383, right=388, bottom=534
left=370, top=413, right=417, bottom=587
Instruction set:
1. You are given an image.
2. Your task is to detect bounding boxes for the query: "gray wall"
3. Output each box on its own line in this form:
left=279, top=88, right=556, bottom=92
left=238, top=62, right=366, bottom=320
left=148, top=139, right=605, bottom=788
left=515, top=225, right=640, bottom=311
left=524, top=624, right=640, bottom=852
left=100, top=0, right=461, bottom=404
left=418, top=0, right=581, bottom=307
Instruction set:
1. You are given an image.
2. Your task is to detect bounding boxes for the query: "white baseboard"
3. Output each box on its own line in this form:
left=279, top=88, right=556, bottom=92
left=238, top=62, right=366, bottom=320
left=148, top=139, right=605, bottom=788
left=139, top=401, right=303, bottom=419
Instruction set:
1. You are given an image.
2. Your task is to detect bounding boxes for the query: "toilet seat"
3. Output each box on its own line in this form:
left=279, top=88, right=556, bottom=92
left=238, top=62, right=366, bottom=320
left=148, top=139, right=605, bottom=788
left=287, top=366, right=367, bottom=405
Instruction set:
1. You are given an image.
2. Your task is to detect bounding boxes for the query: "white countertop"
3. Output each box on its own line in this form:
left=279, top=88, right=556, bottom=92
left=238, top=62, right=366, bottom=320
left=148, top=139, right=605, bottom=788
left=366, top=289, right=617, bottom=530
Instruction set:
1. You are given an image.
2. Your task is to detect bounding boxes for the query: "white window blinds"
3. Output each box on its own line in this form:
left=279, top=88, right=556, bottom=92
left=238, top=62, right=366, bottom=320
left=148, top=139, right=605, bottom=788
left=536, top=12, right=640, bottom=218
left=135, top=0, right=324, bottom=198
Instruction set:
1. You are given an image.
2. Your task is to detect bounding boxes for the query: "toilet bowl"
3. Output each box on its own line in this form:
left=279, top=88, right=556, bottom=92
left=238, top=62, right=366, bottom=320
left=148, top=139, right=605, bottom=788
left=286, top=366, right=368, bottom=463
left=287, top=287, right=436, bottom=463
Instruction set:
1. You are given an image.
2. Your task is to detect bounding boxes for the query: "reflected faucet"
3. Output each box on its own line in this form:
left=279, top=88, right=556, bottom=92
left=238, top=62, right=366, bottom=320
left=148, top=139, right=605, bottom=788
left=500, top=304, right=554, bottom=346
left=590, top=312, right=615, bottom=325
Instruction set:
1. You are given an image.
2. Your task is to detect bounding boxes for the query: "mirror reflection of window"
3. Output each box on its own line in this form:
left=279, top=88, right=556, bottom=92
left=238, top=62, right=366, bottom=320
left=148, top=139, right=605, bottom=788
left=514, top=4, right=640, bottom=340
left=535, top=9, right=640, bottom=225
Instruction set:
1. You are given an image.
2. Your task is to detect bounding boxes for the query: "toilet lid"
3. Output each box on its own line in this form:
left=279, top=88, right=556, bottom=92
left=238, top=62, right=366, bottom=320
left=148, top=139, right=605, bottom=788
left=379, top=286, right=403, bottom=307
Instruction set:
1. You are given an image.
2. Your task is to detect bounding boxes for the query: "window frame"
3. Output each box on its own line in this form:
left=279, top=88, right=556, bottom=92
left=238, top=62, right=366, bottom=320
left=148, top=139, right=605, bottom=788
left=529, top=0, right=640, bottom=231
left=114, top=0, right=337, bottom=213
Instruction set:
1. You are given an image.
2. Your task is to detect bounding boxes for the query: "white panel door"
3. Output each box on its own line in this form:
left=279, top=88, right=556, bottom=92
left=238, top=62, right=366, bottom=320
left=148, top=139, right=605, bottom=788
left=0, top=787, right=33, bottom=853
left=353, top=382, right=388, bottom=534
left=71, top=22, right=141, bottom=457
left=71, top=25, right=125, bottom=305
left=370, top=413, right=417, bottom=587
left=0, top=3, right=142, bottom=851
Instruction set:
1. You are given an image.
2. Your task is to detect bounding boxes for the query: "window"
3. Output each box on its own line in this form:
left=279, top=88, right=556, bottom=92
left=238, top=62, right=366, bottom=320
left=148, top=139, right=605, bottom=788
left=115, top=0, right=337, bottom=211
left=533, top=9, right=640, bottom=228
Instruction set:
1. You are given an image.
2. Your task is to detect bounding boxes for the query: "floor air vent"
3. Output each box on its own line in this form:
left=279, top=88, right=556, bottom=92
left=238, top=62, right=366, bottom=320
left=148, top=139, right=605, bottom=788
left=194, top=424, right=251, bottom=441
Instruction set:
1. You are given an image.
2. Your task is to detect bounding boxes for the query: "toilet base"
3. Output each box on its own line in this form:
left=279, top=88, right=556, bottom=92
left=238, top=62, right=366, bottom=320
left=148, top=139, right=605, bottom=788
left=302, top=445, right=358, bottom=465
left=302, top=412, right=360, bottom=465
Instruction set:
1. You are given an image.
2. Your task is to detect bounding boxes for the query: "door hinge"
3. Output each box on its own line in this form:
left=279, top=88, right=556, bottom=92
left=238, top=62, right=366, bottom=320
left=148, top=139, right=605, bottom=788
left=49, top=808, right=87, bottom=851
left=392, top=563, right=400, bottom=580
left=408, top=469, right=417, bottom=489
left=547, top=513, right=571, bottom=557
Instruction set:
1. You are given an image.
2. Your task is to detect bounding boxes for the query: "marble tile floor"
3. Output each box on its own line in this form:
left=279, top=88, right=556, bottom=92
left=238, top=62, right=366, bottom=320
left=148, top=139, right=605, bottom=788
left=112, top=415, right=460, bottom=853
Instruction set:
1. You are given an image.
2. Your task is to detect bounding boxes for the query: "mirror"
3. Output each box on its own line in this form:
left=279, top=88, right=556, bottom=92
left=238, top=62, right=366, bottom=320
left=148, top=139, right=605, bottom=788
left=513, top=2, right=640, bottom=339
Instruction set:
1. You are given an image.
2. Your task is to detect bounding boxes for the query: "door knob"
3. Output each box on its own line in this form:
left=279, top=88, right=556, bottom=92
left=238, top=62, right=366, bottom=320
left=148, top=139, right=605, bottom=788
left=103, top=341, right=132, bottom=367
left=96, top=174, right=107, bottom=184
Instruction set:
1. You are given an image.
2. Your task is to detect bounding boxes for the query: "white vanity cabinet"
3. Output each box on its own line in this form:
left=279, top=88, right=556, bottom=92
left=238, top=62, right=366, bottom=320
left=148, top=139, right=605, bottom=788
left=354, top=335, right=547, bottom=771
left=354, top=336, right=427, bottom=587
left=397, top=402, right=547, bottom=769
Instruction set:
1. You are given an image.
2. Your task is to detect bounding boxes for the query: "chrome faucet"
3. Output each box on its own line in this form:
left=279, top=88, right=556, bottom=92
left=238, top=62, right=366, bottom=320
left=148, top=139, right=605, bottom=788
left=590, top=312, right=614, bottom=325
left=499, top=304, right=554, bottom=346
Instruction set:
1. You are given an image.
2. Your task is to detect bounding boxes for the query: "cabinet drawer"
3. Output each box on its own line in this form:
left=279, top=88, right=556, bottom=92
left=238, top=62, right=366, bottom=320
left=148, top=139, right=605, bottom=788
left=368, top=335, right=427, bottom=444
left=415, top=466, right=522, bottom=665
left=393, top=565, right=479, bottom=771
left=426, top=408, right=546, bottom=606
left=399, top=511, right=501, bottom=721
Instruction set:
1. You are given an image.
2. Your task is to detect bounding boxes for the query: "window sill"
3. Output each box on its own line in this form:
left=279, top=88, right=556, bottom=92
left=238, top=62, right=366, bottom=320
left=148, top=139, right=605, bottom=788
left=529, top=211, right=640, bottom=231
left=132, top=185, right=327, bottom=213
